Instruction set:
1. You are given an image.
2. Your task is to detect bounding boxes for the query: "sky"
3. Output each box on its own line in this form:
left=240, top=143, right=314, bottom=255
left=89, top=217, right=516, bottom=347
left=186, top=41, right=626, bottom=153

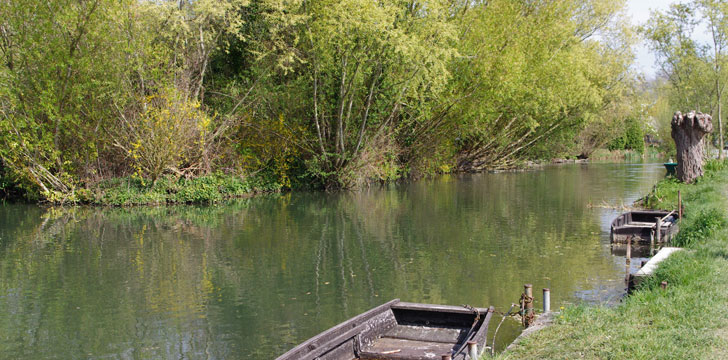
left=627, top=0, right=675, bottom=78
left=626, top=0, right=711, bottom=79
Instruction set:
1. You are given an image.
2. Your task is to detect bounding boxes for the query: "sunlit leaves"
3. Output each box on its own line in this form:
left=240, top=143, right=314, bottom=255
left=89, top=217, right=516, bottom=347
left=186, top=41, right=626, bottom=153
left=450, top=0, right=634, bottom=169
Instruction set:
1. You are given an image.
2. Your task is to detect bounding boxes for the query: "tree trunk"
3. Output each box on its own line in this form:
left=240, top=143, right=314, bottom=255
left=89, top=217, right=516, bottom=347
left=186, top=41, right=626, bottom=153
left=672, top=111, right=713, bottom=183
left=719, top=100, right=724, bottom=159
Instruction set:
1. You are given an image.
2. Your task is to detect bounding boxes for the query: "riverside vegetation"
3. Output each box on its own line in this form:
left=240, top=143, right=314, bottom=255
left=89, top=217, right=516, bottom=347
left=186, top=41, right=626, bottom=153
left=499, top=159, right=728, bottom=359
left=1, top=0, right=661, bottom=204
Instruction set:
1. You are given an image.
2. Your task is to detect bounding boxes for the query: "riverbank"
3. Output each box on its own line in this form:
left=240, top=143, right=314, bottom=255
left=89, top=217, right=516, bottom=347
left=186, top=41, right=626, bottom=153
left=588, top=148, right=663, bottom=161
left=36, top=173, right=284, bottom=206
left=3, top=153, right=661, bottom=206
left=498, top=160, right=728, bottom=359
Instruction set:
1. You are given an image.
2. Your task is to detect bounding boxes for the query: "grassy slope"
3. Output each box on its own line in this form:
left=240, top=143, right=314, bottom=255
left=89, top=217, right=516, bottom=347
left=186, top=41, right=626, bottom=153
left=498, top=161, right=728, bottom=359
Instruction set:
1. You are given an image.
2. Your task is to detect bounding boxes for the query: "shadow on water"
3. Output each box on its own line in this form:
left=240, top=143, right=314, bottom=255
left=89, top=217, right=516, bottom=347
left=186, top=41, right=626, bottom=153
left=0, top=162, right=665, bottom=358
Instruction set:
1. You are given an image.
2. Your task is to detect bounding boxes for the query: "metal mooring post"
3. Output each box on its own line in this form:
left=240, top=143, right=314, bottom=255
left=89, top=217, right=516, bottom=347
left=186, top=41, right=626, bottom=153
left=467, top=341, right=478, bottom=359
left=522, top=284, right=534, bottom=328
left=543, top=288, right=551, bottom=313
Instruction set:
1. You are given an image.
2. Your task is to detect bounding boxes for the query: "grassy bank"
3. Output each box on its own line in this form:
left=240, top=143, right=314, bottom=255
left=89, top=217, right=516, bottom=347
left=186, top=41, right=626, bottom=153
left=498, top=160, right=728, bottom=359
left=42, top=173, right=283, bottom=206
left=588, top=147, right=663, bottom=161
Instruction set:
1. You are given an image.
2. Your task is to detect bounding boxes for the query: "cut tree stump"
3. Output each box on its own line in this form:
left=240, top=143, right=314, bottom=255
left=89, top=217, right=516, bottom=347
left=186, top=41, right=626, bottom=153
left=671, top=111, right=713, bottom=183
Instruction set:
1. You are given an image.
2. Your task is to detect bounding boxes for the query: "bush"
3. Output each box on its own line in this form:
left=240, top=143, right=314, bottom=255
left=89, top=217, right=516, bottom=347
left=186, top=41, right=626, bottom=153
left=703, top=158, right=728, bottom=176
left=607, top=118, right=645, bottom=154
left=113, top=88, right=213, bottom=182
left=644, top=176, right=681, bottom=209
left=90, top=173, right=281, bottom=206
left=672, top=207, right=726, bottom=247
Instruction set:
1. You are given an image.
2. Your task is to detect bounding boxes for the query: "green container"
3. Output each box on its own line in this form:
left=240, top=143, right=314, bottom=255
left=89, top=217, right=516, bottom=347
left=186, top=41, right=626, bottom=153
left=664, top=162, right=677, bottom=176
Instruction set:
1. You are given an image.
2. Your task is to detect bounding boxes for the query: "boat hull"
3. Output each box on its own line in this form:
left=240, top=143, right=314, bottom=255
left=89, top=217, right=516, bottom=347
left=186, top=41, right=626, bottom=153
left=276, top=300, right=494, bottom=360
left=610, top=210, right=679, bottom=244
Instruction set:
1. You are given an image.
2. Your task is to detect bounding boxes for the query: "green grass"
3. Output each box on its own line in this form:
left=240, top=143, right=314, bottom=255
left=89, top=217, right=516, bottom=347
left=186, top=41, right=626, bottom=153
left=498, top=160, right=728, bottom=359
left=75, top=172, right=282, bottom=206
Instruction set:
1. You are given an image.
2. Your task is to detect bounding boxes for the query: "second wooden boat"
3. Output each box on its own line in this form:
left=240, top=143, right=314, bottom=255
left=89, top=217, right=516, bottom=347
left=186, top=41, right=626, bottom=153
left=610, top=210, right=678, bottom=244
left=276, top=299, right=494, bottom=360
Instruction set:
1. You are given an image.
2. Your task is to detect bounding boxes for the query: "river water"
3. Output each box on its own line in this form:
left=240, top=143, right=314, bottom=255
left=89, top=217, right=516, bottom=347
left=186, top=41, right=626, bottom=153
left=0, top=162, right=665, bottom=359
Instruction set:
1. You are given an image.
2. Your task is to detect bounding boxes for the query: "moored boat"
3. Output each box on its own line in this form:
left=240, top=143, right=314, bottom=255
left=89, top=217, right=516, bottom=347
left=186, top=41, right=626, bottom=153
left=610, top=210, right=678, bottom=244
left=276, top=299, right=494, bottom=360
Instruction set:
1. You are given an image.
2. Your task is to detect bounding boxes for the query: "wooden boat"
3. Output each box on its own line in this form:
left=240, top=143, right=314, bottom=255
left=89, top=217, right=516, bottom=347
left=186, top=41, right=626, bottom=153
left=276, top=299, right=494, bottom=360
left=610, top=210, right=678, bottom=244
left=610, top=243, right=655, bottom=258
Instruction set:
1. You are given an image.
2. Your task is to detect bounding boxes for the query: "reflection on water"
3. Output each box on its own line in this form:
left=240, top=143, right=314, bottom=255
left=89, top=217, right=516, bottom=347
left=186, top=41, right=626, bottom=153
left=0, top=162, right=665, bottom=358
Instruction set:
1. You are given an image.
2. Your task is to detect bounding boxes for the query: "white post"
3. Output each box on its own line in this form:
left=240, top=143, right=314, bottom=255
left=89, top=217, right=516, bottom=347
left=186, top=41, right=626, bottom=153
left=543, top=288, right=551, bottom=313
left=655, top=217, right=662, bottom=243
left=467, top=341, right=478, bottom=359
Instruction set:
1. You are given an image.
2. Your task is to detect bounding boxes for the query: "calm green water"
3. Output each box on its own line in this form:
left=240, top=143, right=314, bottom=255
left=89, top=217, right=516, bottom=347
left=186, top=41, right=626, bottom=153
left=0, top=162, right=665, bottom=359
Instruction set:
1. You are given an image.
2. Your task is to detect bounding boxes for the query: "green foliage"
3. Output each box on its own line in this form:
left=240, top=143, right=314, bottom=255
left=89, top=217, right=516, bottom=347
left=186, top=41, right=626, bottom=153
left=451, top=0, right=636, bottom=170
left=673, top=207, right=726, bottom=246
left=642, top=0, right=728, bottom=155
left=113, top=88, right=213, bottom=181
left=607, top=117, right=645, bottom=153
left=606, top=135, right=627, bottom=151
left=644, top=159, right=727, bottom=209
left=0, top=0, right=135, bottom=195
left=94, top=173, right=280, bottom=206
left=0, top=0, right=645, bottom=199
left=704, top=158, right=728, bottom=174
left=644, top=176, right=682, bottom=209
left=244, top=0, right=459, bottom=188
left=0, top=166, right=14, bottom=200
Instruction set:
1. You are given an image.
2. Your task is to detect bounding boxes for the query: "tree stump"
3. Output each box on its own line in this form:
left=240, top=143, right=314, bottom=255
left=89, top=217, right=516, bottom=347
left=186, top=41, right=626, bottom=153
left=671, top=111, right=713, bottom=183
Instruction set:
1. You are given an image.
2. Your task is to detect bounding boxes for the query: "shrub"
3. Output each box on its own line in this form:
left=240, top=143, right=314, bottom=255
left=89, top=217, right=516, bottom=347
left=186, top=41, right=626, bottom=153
left=113, top=87, right=213, bottom=182
left=607, top=117, right=645, bottom=154
left=672, top=207, right=726, bottom=247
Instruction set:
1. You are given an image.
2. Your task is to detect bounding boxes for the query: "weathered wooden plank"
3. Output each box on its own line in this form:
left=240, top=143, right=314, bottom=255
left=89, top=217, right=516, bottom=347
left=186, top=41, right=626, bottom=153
left=295, top=311, right=397, bottom=360
left=277, top=301, right=494, bottom=360
left=358, top=310, right=398, bottom=349
left=393, top=302, right=489, bottom=316
left=463, top=306, right=494, bottom=359
left=315, top=337, right=356, bottom=360
left=360, top=337, right=455, bottom=360
left=275, top=299, right=399, bottom=360
left=383, top=324, right=464, bottom=343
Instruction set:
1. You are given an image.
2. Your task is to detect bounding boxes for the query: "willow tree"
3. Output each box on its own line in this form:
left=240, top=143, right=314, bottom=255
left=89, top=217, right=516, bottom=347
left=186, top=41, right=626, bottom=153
left=672, top=111, right=713, bottom=183
left=449, top=0, right=631, bottom=171
left=0, top=0, right=251, bottom=198
left=248, top=0, right=458, bottom=188
left=0, top=0, right=134, bottom=196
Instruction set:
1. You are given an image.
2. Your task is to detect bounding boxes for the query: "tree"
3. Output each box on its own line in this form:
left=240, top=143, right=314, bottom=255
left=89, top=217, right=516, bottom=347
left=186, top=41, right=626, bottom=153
left=672, top=111, right=713, bottom=183
left=0, top=0, right=251, bottom=198
left=644, top=1, right=728, bottom=156
left=248, top=0, right=458, bottom=187
left=0, top=0, right=134, bottom=196
left=697, top=0, right=728, bottom=158
left=449, top=0, right=634, bottom=170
